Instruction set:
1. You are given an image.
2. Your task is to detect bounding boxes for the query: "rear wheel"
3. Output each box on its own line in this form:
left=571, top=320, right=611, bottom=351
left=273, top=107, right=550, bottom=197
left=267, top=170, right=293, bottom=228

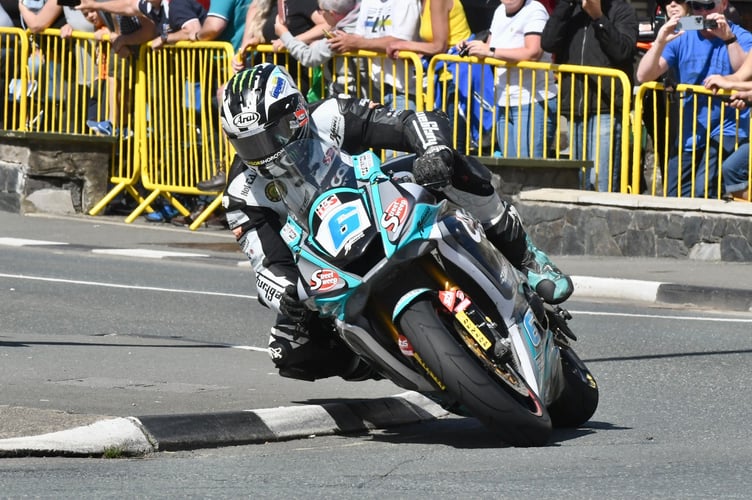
left=548, top=347, right=599, bottom=428
left=398, top=297, right=552, bottom=447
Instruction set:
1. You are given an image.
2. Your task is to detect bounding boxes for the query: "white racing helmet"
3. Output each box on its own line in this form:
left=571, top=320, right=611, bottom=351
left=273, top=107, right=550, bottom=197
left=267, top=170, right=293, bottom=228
left=220, top=63, right=310, bottom=167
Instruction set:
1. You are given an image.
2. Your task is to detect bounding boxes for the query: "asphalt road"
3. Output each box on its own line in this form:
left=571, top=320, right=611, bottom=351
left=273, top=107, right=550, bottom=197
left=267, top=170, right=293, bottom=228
left=2, top=212, right=752, bottom=497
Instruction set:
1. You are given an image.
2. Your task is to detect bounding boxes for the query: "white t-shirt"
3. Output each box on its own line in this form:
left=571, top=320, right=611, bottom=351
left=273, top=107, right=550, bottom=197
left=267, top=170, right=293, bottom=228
left=488, top=0, right=557, bottom=106
left=355, top=0, right=420, bottom=92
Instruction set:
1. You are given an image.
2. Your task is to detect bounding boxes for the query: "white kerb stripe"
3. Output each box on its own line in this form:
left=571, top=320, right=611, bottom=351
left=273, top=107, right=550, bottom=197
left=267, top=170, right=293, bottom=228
left=571, top=276, right=661, bottom=303
left=252, top=405, right=340, bottom=438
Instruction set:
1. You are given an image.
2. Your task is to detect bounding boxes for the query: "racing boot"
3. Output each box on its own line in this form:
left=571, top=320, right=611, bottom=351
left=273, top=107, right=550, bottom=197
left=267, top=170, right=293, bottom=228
left=484, top=203, right=572, bottom=305
left=521, top=236, right=573, bottom=305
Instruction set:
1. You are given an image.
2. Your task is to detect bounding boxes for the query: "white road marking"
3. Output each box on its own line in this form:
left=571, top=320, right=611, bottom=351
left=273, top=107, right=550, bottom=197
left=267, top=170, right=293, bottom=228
left=569, top=310, right=752, bottom=323
left=0, top=237, right=67, bottom=246
left=93, top=249, right=210, bottom=259
left=0, top=273, right=256, bottom=299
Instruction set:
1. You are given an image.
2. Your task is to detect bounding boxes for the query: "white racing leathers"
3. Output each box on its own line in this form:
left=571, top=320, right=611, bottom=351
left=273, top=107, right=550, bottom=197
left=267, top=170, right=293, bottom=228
left=222, top=95, right=524, bottom=381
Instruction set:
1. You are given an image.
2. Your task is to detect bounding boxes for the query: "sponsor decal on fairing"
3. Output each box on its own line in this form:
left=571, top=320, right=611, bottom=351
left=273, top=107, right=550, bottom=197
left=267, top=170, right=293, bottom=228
left=309, top=269, right=340, bottom=292
left=380, top=197, right=409, bottom=233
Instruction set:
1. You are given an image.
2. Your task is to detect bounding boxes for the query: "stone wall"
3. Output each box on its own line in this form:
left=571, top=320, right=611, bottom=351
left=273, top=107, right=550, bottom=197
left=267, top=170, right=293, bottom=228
left=516, top=190, right=752, bottom=262
left=0, top=134, right=111, bottom=214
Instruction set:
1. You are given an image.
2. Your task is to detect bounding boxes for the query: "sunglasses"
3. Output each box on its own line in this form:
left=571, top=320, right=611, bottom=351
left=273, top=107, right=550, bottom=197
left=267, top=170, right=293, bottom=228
left=687, top=1, right=717, bottom=11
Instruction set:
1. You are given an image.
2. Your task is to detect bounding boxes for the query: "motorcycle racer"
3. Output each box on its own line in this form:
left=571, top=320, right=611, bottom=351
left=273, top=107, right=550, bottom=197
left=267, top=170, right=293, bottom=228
left=220, top=63, right=573, bottom=381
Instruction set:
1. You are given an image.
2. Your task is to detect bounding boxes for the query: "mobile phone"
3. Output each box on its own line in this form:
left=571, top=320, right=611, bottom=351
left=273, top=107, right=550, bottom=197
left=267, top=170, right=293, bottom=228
left=57, top=0, right=81, bottom=7
left=676, top=16, right=717, bottom=31
left=22, top=0, right=45, bottom=9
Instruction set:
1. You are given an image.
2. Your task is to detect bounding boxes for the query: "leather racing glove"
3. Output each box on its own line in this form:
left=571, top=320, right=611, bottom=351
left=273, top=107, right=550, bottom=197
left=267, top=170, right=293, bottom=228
left=279, top=285, right=311, bottom=324
left=412, top=145, right=455, bottom=188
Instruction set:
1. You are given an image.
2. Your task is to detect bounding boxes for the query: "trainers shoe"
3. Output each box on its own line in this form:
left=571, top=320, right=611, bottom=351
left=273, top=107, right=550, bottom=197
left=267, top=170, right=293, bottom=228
left=522, top=237, right=573, bottom=304
left=197, top=169, right=226, bottom=191
left=144, top=204, right=179, bottom=223
left=86, top=120, right=113, bottom=136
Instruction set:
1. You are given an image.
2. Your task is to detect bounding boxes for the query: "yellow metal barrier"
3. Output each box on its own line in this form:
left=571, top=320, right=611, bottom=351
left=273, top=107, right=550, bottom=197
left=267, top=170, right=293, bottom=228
left=0, top=29, right=143, bottom=214
left=251, top=45, right=425, bottom=112
left=84, top=32, right=144, bottom=216
left=0, top=27, right=30, bottom=132
left=427, top=55, right=632, bottom=193
left=126, top=41, right=235, bottom=228
left=633, top=82, right=750, bottom=200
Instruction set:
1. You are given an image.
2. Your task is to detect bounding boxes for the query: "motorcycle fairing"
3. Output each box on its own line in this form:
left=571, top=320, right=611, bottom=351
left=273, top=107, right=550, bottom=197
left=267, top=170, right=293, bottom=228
left=308, top=189, right=374, bottom=260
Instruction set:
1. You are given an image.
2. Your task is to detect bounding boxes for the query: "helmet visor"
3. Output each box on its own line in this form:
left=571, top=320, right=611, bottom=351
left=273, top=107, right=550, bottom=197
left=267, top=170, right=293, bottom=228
left=231, top=114, right=305, bottom=166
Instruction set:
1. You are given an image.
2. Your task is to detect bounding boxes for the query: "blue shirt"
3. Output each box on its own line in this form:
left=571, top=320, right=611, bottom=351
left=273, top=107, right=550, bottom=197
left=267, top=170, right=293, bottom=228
left=207, top=0, right=249, bottom=51
left=663, top=24, right=752, bottom=148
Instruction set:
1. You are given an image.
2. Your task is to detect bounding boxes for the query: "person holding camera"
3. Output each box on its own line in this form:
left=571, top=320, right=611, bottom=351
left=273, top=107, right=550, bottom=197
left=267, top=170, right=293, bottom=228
left=540, top=0, right=638, bottom=193
left=636, top=0, right=752, bottom=198
left=459, top=0, right=556, bottom=159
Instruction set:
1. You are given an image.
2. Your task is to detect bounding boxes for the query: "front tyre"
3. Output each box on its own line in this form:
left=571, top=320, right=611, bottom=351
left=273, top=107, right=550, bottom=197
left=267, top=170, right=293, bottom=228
left=398, top=297, right=552, bottom=447
left=548, top=347, right=599, bottom=428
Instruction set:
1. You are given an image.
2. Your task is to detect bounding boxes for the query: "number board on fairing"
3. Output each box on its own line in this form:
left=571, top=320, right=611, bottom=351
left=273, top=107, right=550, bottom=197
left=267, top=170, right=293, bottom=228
left=310, top=190, right=372, bottom=258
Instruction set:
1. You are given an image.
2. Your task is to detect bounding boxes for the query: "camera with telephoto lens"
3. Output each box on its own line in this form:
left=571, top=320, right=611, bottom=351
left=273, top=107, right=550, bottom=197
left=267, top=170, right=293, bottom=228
left=676, top=15, right=718, bottom=31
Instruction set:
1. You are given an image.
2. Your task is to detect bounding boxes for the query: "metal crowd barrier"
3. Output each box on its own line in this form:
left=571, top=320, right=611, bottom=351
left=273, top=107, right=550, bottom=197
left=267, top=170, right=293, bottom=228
left=4, top=32, right=751, bottom=228
left=124, top=40, right=235, bottom=228
left=633, top=81, right=751, bottom=200
left=0, top=29, right=143, bottom=214
left=427, top=55, right=632, bottom=193
left=1, top=27, right=29, bottom=131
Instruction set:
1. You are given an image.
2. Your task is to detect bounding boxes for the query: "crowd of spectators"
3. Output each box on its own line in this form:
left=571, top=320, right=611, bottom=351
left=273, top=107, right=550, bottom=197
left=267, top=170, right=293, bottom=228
left=2, top=0, right=752, bottom=204
left=637, top=0, right=752, bottom=199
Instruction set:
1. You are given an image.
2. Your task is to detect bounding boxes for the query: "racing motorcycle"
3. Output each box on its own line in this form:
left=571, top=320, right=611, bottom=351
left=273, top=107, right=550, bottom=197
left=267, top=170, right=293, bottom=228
left=271, top=139, right=598, bottom=447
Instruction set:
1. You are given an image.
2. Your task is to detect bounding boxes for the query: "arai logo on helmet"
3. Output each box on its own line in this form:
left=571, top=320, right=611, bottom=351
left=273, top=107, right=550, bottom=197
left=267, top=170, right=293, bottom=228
left=233, top=111, right=260, bottom=128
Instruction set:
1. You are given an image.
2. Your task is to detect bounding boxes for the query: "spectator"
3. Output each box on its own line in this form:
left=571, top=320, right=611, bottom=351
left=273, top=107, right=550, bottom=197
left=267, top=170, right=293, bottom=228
left=703, top=47, right=752, bottom=201
left=637, top=0, right=752, bottom=198
left=75, top=4, right=156, bottom=134
left=328, top=0, right=421, bottom=111
left=1, top=1, right=16, bottom=26
left=541, top=0, right=638, bottom=192
left=638, top=0, right=690, bottom=193
left=458, top=0, right=498, bottom=33
left=274, top=0, right=363, bottom=97
left=194, top=0, right=248, bottom=50
left=385, top=0, right=471, bottom=58
left=1, top=0, right=21, bottom=128
left=233, top=0, right=327, bottom=84
left=58, top=7, right=103, bottom=134
left=385, top=0, right=472, bottom=152
left=78, top=0, right=206, bottom=50
left=18, top=0, right=64, bottom=32
left=461, top=0, right=556, bottom=158
left=190, top=0, right=249, bottom=193
left=18, top=0, right=67, bottom=116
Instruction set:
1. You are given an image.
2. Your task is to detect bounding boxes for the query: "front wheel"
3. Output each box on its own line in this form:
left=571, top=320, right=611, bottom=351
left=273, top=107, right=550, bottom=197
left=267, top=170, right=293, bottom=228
left=398, top=297, right=552, bottom=447
left=547, top=347, right=599, bottom=428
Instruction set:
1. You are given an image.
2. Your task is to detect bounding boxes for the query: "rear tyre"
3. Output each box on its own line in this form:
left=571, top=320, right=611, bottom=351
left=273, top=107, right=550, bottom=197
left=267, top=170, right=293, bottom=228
left=398, top=297, right=552, bottom=446
left=548, top=347, right=599, bottom=428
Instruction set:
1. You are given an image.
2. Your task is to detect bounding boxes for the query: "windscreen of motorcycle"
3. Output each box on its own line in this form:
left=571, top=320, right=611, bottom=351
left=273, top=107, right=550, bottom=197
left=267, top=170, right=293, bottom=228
left=274, top=139, right=357, bottom=229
